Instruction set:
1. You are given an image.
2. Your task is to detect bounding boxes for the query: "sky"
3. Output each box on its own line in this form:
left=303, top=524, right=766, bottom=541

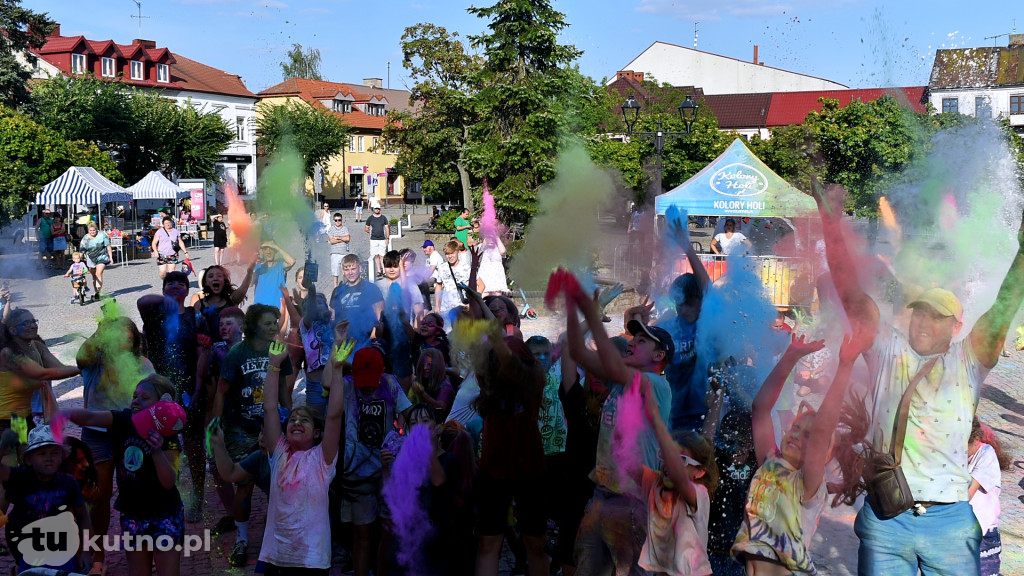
left=23, top=0, right=1024, bottom=95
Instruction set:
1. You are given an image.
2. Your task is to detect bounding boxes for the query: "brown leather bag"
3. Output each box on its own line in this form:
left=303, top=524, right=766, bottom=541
left=865, top=357, right=938, bottom=519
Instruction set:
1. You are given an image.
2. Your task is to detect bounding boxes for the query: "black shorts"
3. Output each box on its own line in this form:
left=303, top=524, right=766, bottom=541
left=475, top=472, right=546, bottom=537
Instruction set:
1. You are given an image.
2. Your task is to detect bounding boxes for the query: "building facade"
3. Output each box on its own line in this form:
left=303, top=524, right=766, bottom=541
left=258, top=78, right=414, bottom=206
left=29, top=24, right=259, bottom=194
left=613, top=41, right=848, bottom=95
left=928, top=34, right=1024, bottom=136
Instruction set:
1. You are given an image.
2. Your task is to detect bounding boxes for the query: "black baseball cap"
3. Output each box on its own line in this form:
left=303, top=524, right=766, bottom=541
left=627, top=320, right=675, bottom=359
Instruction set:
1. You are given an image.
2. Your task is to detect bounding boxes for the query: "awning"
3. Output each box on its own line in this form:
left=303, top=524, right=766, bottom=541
left=37, top=167, right=133, bottom=205
left=655, top=138, right=816, bottom=217
left=127, top=171, right=191, bottom=200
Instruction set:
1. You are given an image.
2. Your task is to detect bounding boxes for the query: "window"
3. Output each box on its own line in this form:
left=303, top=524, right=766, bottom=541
left=236, top=117, right=246, bottom=141
left=331, top=100, right=351, bottom=113
left=101, top=57, right=115, bottom=77
left=1011, top=95, right=1024, bottom=115
left=975, top=96, right=991, bottom=118
left=372, top=137, right=379, bottom=152
left=71, top=53, right=86, bottom=74
left=941, top=98, right=958, bottom=113
left=130, top=60, right=144, bottom=80
left=358, top=136, right=365, bottom=152
left=157, top=63, right=169, bottom=83
left=367, top=103, right=386, bottom=117
left=348, top=137, right=356, bottom=153
left=237, top=165, right=248, bottom=194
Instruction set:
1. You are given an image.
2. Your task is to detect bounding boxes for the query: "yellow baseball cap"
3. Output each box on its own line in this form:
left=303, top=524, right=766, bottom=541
left=907, top=288, right=962, bottom=321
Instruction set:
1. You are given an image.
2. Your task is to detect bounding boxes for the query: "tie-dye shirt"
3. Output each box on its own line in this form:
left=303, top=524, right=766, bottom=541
left=538, top=371, right=567, bottom=455
left=863, top=326, right=988, bottom=502
left=639, top=466, right=712, bottom=576
left=732, top=451, right=827, bottom=575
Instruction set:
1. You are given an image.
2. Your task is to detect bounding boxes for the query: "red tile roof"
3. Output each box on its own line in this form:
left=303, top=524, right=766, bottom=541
left=258, top=78, right=413, bottom=131
left=765, top=87, right=928, bottom=126
left=702, top=93, right=773, bottom=130
left=170, top=54, right=254, bottom=98
left=33, top=33, right=250, bottom=98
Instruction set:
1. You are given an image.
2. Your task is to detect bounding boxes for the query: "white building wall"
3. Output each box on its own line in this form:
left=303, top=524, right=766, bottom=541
left=617, top=42, right=847, bottom=95
left=929, top=87, right=1024, bottom=128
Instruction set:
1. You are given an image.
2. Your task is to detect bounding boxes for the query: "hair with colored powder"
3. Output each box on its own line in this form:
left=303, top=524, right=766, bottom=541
left=242, top=304, right=280, bottom=341
left=971, top=416, right=1012, bottom=471
left=220, top=306, right=245, bottom=323
left=137, top=374, right=177, bottom=403
left=414, top=348, right=448, bottom=398
left=288, top=405, right=325, bottom=444
left=674, top=430, right=719, bottom=499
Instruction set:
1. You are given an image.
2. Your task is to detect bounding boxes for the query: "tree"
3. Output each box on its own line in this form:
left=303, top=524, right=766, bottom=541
left=280, top=43, right=323, bottom=81
left=0, top=105, right=119, bottom=222
left=30, top=75, right=232, bottom=183
left=466, top=0, right=583, bottom=221
left=0, top=0, right=54, bottom=108
left=383, top=23, right=482, bottom=209
left=255, top=100, right=352, bottom=177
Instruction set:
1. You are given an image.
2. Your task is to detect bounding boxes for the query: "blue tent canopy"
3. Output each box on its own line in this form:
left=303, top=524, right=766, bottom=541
left=37, top=167, right=133, bottom=205
left=655, top=138, right=816, bottom=217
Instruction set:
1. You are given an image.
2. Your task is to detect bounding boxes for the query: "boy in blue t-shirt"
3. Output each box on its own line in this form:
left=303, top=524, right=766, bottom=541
left=253, top=241, right=295, bottom=307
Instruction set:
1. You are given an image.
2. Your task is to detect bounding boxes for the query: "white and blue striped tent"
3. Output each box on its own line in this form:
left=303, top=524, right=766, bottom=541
left=37, top=167, right=133, bottom=205
left=128, top=170, right=190, bottom=200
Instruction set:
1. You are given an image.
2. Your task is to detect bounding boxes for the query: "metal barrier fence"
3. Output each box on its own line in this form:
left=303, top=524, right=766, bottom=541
left=612, top=247, right=815, bottom=308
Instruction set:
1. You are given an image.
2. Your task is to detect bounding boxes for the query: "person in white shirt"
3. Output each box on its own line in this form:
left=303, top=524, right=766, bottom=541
left=710, top=218, right=750, bottom=256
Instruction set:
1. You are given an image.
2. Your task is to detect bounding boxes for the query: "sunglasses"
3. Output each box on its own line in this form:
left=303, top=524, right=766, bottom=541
left=18, top=319, right=38, bottom=328
left=334, top=218, right=343, bottom=222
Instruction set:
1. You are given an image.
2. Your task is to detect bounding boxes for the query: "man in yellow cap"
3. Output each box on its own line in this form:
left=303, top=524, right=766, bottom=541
left=815, top=184, right=1024, bottom=576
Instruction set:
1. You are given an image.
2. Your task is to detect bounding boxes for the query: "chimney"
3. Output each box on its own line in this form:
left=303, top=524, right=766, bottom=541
left=363, top=78, right=383, bottom=89
left=753, top=45, right=758, bottom=64
left=133, top=39, right=157, bottom=49
left=51, top=23, right=60, bottom=36
left=1011, top=34, right=1024, bottom=47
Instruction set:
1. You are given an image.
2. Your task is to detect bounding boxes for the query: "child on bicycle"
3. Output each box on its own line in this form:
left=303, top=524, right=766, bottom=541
left=64, top=251, right=89, bottom=303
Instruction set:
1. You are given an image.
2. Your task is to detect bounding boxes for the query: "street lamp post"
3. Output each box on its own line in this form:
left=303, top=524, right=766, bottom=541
left=621, top=94, right=699, bottom=195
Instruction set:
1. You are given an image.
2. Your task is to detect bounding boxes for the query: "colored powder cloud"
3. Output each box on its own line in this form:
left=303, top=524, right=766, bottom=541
left=612, top=378, right=645, bottom=493
left=258, top=140, right=319, bottom=244
left=381, top=423, right=435, bottom=573
left=223, top=177, right=258, bottom=261
left=509, top=143, right=615, bottom=290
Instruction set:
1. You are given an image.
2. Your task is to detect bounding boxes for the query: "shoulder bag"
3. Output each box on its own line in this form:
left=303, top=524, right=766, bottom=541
left=865, top=356, right=938, bottom=519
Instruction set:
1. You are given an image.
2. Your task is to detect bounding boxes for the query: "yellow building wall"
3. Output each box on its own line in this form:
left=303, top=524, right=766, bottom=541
left=256, top=96, right=403, bottom=206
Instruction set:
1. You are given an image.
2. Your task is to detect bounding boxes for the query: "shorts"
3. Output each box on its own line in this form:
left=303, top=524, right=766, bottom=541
left=86, top=254, right=110, bottom=268
left=355, top=205, right=363, bottom=216
left=42, top=237, right=54, bottom=252
left=336, top=477, right=380, bottom=526
left=224, top=427, right=261, bottom=464
left=475, top=471, right=546, bottom=537
left=119, top=509, right=185, bottom=546
left=53, top=236, right=68, bottom=252
left=370, top=239, right=388, bottom=257
left=331, top=253, right=345, bottom=277
left=81, top=427, right=115, bottom=463
left=157, top=253, right=178, bottom=265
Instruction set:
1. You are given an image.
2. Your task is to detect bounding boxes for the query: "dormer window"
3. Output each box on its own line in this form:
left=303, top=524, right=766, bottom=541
left=131, top=60, right=144, bottom=80
left=102, top=57, right=116, bottom=77
left=157, top=63, right=169, bottom=83
left=367, top=103, right=386, bottom=117
left=332, top=100, right=351, bottom=113
left=71, top=53, right=86, bottom=74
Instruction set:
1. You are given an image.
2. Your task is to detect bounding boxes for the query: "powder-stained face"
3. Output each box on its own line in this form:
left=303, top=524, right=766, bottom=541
left=907, top=304, right=960, bottom=356
left=625, top=333, right=665, bottom=369
left=781, top=414, right=815, bottom=468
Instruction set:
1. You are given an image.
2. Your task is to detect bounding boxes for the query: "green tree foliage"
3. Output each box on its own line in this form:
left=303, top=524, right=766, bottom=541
left=0, top=0, right=54, bottom=108
left=280, top=43, right=323, bottom=81
left=30, top=75, right=232, bottom=182
left=0, top=105, right=119, bottom=221
left=466, top=0, right=584, bottom=222
left=383, top=24, right=482, bottom=208
left=255, top=99, right=352, bottom=177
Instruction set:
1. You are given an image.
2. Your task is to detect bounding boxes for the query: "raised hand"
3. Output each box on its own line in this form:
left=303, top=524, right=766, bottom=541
left=469, top=246, right=483, bottom=271
left=333, top=320, right=350, bottom=344
left=332, top=338, right=357, bottom=367
left=625, top=295, right=655, bottom=325
left=598, top=282, right=625, bottom=311
left=544, top=268, right=584, bottom=310
left=268, top=340, right=287, bottom=366
left=665, top=205, right=692, bottom=251
left=839, top=320, right=876, bottom=363
left=784, top=333, right=826, bottom=359
left=196, top=334, right=212, bottom=349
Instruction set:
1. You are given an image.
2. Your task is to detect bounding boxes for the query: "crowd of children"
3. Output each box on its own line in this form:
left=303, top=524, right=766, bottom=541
left=0, top=196, right=1018, bottom=576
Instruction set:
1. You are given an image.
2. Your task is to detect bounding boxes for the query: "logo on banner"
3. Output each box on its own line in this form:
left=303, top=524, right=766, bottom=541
left=710, top=163, right=769, bottom=197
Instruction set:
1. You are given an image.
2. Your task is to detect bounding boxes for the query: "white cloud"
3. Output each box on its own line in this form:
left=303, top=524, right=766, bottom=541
left=637, top=0, right=853, bottom=22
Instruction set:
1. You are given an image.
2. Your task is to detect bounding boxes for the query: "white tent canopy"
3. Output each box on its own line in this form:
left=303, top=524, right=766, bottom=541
left=37, top=167, right=133, bottom=205
left=128, top=171, right=190, bottom=200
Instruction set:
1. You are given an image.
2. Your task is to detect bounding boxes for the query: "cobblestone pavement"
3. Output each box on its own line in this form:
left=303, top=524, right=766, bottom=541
left=0, top=210, right=1020, bottom=575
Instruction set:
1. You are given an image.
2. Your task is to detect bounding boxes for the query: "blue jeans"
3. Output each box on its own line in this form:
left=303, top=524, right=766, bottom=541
left=855, top=500, right=981, bottom=576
